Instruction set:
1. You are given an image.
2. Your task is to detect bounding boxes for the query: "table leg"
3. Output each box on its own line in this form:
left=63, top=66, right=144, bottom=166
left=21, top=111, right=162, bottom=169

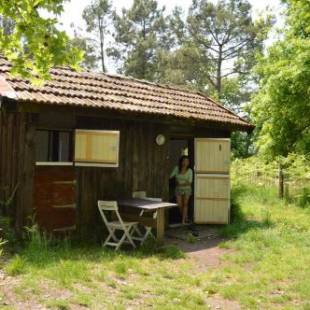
left=156, top=208, right=165, bottom=242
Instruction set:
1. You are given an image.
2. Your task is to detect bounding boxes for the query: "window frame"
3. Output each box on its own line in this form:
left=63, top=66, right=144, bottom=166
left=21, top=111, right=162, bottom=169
left=35, top=129, right=74, bottom=166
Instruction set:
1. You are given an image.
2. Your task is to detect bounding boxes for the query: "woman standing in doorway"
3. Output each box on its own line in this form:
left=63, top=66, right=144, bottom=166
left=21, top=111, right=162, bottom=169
left=170, top=155, right=193, bottom=224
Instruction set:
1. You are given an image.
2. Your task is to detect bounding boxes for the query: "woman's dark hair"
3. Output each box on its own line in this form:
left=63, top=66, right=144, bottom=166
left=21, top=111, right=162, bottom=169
left=178, top=155, right=190, bottom=171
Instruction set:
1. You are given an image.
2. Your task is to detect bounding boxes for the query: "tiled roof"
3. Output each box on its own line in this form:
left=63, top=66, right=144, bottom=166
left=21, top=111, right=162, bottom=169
left=0, top=56, right=253, bottom=130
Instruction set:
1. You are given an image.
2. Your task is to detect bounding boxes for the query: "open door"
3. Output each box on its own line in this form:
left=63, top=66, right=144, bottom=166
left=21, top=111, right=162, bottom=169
left=194, top=138, right=230, bottom=224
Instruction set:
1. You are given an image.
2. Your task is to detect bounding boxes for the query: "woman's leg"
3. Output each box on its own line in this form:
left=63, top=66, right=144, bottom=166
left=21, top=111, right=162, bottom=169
left=182, top=195, right=190, bottom=224
left=176, top=194, right=184, bottom=222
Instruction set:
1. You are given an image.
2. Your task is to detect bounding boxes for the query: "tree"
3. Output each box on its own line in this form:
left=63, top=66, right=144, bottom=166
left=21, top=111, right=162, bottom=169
left=0, top=15, right=14, bottom=36
left=70, top=27, right=98, bottom=70
left=0, top=0, right=82, bottom=80
left=187, top=0, right=272, bottom=98
left=109, top=0, right=169, bottom=81
left=252, top=0, right=310, bottom=157
left=156, top=0, right=272, bottom=158
left=82, top=0, right=112, bottom=72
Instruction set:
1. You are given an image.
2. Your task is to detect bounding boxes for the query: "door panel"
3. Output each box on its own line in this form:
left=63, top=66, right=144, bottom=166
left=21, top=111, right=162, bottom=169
left=194, top=175, right=230, bottom=224
left=195, top=138, right=230, bottom=174
left=194, top=138, right=230, bottom=224
left=34, top=166, right=76, bottom=232
left=194, top=199, right=230, bottom=224
left=195, top=175, right=230, bottom=199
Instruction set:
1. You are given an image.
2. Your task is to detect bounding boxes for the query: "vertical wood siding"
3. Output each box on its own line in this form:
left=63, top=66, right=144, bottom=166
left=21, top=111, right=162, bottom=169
left=75, top=117, right=170, bottom=237
left=0, top=109, right=35, bottom=233
left=1, top=105, right=231, bottom=235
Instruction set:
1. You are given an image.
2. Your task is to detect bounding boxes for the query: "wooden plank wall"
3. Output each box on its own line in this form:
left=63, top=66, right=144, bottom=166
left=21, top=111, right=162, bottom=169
left=1, top=104, right=231, bottom=236
left=75, top=116, right=170, bottom=237
left=0, top=109, right=35, bottom=234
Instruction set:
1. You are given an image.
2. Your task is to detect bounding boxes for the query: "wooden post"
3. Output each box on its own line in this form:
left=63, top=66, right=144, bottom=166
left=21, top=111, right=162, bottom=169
left=156, top=208, right=165, bottom=243
left=279, top=164, right=284, bottom=199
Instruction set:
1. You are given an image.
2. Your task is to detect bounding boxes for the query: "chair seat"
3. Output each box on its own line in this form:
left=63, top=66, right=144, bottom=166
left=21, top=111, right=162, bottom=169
left=109, top=221, right=138, bottom=228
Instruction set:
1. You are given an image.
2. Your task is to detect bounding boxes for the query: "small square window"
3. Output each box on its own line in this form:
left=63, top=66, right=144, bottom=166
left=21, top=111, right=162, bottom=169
left=35, top=130, right=72, bottom=163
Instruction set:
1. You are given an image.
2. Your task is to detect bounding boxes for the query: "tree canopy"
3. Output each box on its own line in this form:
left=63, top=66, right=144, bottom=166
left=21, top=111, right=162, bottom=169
left=0, top=0, right=82, bottom=79
left=252, top=0, right=310, bottom=157
left=108, top=0, right=169, bottom=80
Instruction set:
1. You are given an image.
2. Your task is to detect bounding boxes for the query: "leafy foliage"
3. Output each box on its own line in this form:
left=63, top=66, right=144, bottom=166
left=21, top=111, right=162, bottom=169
left=70, top=29, right=98, bottom=70
left=252, top=0, right=310, bottom=157
left=0, top=0, right=83, bottom=80
left=231, top=154, right=310, bottom=207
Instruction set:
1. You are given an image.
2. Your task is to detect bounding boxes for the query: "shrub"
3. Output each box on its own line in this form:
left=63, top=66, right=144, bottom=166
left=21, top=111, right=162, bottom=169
left=5, top=254, right=26, bottom=276
left=297, top=187, right=310, bottom=208
left=0, top=238, right=6, bottom=257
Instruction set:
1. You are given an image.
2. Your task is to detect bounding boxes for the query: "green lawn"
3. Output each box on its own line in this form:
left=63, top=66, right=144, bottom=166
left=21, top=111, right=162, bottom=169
left=1, top=184, right=310, bottom=309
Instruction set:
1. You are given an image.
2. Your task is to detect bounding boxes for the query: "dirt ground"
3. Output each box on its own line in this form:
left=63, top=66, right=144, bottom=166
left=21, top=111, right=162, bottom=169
left=165, top=225, right=241, bottom=310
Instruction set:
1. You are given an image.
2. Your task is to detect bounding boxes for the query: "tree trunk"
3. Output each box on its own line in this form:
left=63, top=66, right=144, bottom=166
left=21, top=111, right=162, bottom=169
left=216, top=45, right=223, bottom=97
left=98, top=16, right=105, bottom=72
left=278, top=164, right=284, bottom=199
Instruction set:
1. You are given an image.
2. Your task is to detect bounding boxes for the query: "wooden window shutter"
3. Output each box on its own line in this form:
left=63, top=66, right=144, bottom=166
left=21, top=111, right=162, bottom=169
left=74, top=130, right=120, bottom=167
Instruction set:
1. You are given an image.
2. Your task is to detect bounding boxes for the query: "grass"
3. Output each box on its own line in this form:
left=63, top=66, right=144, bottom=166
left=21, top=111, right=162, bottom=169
left=1, top=183, right=310, bottom=309
left=210, top=183, right=310, bottom=309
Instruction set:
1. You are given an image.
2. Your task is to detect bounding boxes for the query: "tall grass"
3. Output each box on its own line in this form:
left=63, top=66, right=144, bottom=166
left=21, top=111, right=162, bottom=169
left=232, top=154, right=310, bottom=208
left=211, top=180, right=310, bottom=309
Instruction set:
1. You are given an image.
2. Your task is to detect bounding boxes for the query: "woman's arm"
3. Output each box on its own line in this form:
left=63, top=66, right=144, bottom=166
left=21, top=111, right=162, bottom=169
left=170, top=166, right=178, bottom=179
left=183, top=169, right=193, bottom=185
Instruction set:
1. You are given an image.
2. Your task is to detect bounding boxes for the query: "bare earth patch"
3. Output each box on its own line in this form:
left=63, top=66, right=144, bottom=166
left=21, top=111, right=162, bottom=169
left=165, top=225, right=240, bottom=310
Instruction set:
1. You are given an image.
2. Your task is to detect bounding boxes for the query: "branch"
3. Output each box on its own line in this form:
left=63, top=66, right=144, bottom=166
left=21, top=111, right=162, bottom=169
left=222, top=40, right=249, bottom=60
left=205, top=73, right=217, bottom=88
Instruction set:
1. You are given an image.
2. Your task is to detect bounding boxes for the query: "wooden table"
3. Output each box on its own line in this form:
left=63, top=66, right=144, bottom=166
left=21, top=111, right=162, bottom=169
left=118, top=198, right=177, bottom=241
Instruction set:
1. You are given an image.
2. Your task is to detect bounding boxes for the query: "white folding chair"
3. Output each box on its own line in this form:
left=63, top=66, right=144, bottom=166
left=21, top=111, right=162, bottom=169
left=132, top=191, right=162, bottom=244
left=132, top=191, right=146, bottom=199
left=98, top=200, right=140, bottom=251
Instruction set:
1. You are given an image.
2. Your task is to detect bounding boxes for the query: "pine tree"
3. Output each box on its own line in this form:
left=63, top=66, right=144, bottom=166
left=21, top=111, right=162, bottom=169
left=109, top=0, right=169, bottom=80
left=82, top=0, right=112, bottom=72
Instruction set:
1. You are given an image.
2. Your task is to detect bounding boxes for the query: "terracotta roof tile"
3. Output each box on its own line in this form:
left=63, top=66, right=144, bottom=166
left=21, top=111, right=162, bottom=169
left=0, top=55, right=253, bottom=130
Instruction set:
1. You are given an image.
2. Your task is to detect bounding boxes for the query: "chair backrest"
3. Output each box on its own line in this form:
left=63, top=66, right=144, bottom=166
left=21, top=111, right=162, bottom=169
left=98, top=200, right=125, bottom=227
left=98, top=200, right=118, bottom=211
left=132, top=191, right=146, bottom=198
left=143, top=197, right=162, bottom=202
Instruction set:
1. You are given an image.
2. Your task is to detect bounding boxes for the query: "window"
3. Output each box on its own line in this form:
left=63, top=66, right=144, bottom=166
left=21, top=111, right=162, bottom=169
left=74, top=130, right=120, bottom=167
left=35, top=130, right=73, bottom=163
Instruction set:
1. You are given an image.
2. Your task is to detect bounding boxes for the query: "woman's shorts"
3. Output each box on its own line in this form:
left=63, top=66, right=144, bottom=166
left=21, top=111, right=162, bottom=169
left=175, top=186, right=192, bottom=197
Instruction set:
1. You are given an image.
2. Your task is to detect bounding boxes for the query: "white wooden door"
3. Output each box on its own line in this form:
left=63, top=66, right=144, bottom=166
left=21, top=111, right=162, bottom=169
left=194, top=138, right=231, bottom=224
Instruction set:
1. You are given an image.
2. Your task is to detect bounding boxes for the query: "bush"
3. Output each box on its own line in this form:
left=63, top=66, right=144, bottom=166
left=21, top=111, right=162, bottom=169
left=0, top=238, right=6, bottom=257
left=5, top=254, right=26, bottom=276
left=0, top=216, right=17, bottom=247
left=297, top=187, right=310, bottom=208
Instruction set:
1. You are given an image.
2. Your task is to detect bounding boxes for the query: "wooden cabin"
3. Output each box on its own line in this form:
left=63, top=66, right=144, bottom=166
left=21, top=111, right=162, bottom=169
left=0, top=56, right=253, bottom=237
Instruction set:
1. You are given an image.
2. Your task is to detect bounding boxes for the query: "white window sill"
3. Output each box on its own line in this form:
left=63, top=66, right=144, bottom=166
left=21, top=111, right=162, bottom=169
left=75, top=162, right=119, bottom=168
left=36, top=162, right=73, bottom=166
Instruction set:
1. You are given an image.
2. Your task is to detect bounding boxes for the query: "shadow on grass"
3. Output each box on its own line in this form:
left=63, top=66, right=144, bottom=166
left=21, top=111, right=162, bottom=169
left=4, top=231, right=185, bottom=276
